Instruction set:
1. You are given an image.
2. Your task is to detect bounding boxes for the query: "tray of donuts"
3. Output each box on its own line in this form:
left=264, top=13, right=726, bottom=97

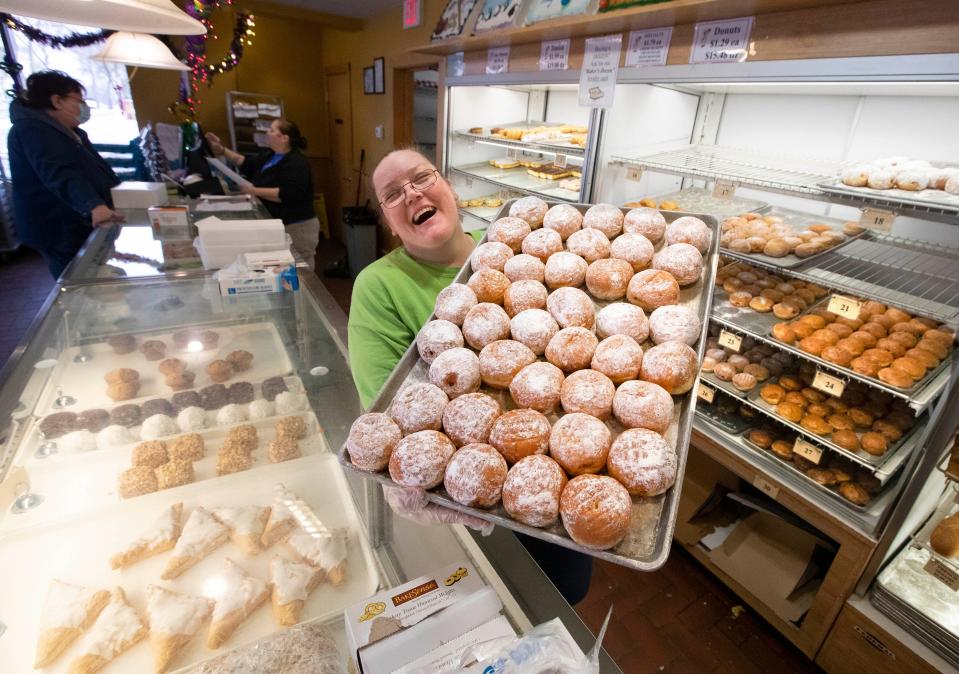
left=766, top=295, right=956, bottom=396
left=821, top=158, right=959, bottom=214
left=699, top=325, right=798, bottom=399
left=741, top=422, right=886, bottom=511
left=746, top=363, right=926, bottom=472
left=719, top=208, right=867, bottom=268
left=340, top=198, right=721, bottom=571
left=694, top=387, right=756, bottom=435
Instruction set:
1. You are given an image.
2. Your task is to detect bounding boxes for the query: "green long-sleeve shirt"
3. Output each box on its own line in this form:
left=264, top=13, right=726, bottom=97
left=348, top=231, right=483, bottom=409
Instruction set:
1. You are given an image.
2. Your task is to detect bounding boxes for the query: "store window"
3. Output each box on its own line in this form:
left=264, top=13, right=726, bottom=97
left=0, top=18, right=139, bottom=172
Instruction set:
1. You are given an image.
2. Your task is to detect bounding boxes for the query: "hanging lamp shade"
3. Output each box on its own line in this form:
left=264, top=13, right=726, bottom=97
left=0, top=0, right=206, bottom=35
left=94, top=32, right=189, bottom=71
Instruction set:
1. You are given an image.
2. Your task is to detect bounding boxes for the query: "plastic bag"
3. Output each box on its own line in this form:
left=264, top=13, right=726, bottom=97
left=383, top=485, right=494, bottom=536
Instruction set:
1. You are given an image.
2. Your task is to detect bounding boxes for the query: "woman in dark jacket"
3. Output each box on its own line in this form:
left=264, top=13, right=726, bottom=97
left=8, top=70, right=123, bottom=278
left=205, top=120, right=319, bottom=269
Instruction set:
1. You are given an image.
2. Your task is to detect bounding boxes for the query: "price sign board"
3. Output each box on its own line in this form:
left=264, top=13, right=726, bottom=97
left=698, top=383, right=715, bottom=403
left=578, top=34, right=622, bottom=109
left=625, top=27, right=672, bottom=67
left=690, top=16, right=754, bottom=64
left=753, top=475, right=780, bottom=499
left=713, top=179, right=737, bottom=200
left=718, top=329, right=742, bottom=352
left=626, top=166, right=643, bottom=182
left=554, top=154, right=568, bottom=168
left=539, top=39, right=570, bottom=71
left=859, top=207, right=895, bottom=233
left=486, top=46, right=510, bottom=75
left=447, top=52, right=465, bottom=78
left=793, top=437, right=823, bottom=465
left=924, top=557, right=959, bottom=592
left=812, top=370, right=845, bottom=398
left=827, top=294, right=862, bottom=320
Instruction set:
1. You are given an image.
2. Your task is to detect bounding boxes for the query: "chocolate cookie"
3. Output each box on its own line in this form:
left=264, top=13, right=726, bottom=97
left=110, top=403, right=142, bottom=428
left=199, top=384, right=228, bottom=411
left=228, top=381, right=254, bottom=404
left=261, top=376, right=288, bottom=402
left=38, top=411, right=78, bottom=439
left=171, top=390, right=202, bottom=413
left=141, top=398, right=174, bottom=418
left=77, top=408, right=110, bottom=433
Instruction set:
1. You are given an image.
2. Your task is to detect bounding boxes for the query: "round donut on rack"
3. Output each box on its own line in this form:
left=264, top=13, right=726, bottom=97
left=546, top=286, right=596, bottom=329
left=503, top=279, right=548, bottom=317
left=462, top=303, right=511, bottom=350
left=610, top=232, right=655, bottom=272
left=509, top=308, right=559, bottom=355
left=389, top=430, right=456, bottom=489
left=479, top=340, right=537, bottom=389
left=648, top=305, right=701, bottom=346
left=665, top=216, right=711, bottom=254
left=560, top=474, right=632, bottom=550
left=583, top=203, right=625, bottom=238
left=509, top=195, right=549, bottom=228
left=444, top=443, right=508, bottom=508
left=503, top=254, right=546, bottom=283
left=416, top=319, right=464, bottom=364
left=623, top=207, right=667, bottom=243
left=585, top=258, right=635, bottom=301
left=545, top=327, right=599, bottom=372
left=566, top=228, right=611, bottom=263
left=591, top=334, right=644, bottom=384
left=502, top=454, right=567, bottom=527
left=470, top=241, right=513, bottom=273
left=607, top=428, right=677, bottom=497
left=627, top=269, right=680, bottom=311
left=390, top=382, right=450, bottom=434
left=347, top=412, right=402, bottom=471
left=487, top=216, right=532, bottom=252
left=543, top=203, right=583, bottom=240
left=652, top=243, right=703, bottom=287
left=612, top=379, right=673, bottom=433
left=489, top=408, right=552, bottom=464
left=521, top=227, right=564, bottom=262
left=560, top=369, right=616, bottom=419
left=544, top=251, right=588, bottom=289
left=441, top=392, right=502, bottom=447
left=429, top=347, right=482, bottom=399
left=595, top=303, right=649, bottom=342
left=549, top=412, right=612, bottom=476
left=509, top=361, right=565, bottom=413
left=467, top=268, right=511, bottom=304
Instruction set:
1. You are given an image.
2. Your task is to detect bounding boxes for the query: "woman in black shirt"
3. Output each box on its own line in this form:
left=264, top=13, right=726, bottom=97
left=205, top=120, right=319, bottom=269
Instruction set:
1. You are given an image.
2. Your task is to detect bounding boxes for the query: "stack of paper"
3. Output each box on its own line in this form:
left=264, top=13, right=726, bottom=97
left=194, top=216, right=288, bottom=269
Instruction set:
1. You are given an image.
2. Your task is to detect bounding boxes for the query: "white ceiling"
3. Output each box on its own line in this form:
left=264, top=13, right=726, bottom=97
left=263, top=0, right=401, bottom=19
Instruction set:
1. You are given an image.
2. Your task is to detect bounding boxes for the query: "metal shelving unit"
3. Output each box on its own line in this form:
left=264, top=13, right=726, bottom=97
left=454, top=129, right=587, bottom=158
left=451, top=164, right=581, bottom=202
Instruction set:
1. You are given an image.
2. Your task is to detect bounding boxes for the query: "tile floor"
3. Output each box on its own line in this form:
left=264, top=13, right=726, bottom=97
left=0, top=244, right=823, bottom=674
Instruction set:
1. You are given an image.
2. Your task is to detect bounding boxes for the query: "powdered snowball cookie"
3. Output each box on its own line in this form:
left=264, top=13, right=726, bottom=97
left=585, top=258, right=635, bottom=301
left=347, top=412, right=402, bottom=471
left=627, top=269, right=681, bottom=311
left=610, top=232, right=654, bottom=272
left=560, top=475, right=632, bottom=550
left=509, top=361, right=564, bottom=414
left=623, top=207, right=666, bottom=243
left=544, top=252, right=588, bottom=289
left=479, top=340, right=537, bottom=389
left=390, top=382, right=449, bottom=434
left=510, top=195, right=548, bottom=228
left=470, top=241, right=513, bottom=273
left=503, top=279, right=548, bottom=317
left=545, top=327, right=599, bottom=372
left=467, top=268, right=510, bottom=304
left=510, top=308, right=559, bottom=355
left=416, top=319, right=464, bottom=364
left=441, top=392, right=501, bottom=447
left=97, top=424, right=134, bottom=450
left=549, top=412, right=611, bottom=476
left=648, top=305, right=702, bottom=345
left=522, top=227, right=563, bottom=262
left=248, top=399, right=275, bottom=420
left=489, top=409, right=552, bottom=464
left=665, top=216, right=711, bottom=254
left=543, top=203, right=583, bottom=240
left=502, top=455, right=567, bottom=527
left=596, top=303, right=649, bottom=342
left=177, top=406, right=208, bottom=432
left=462, top=303, right=511, bottom=350
left=389, top=430, right=455, bottom=489
left=503, top=254, right=546, bottom=283
left=640, top=341, right=698, bottom=394
left=613, top=380, right=673, bottom=433
left=61, top=429, right=97, bottom=453
left=488, top=216, right=531, bottom=252
left=444, top=443, right=508, bottom=507
left=560, top=369, right=615, bottom=419
left=546, top=286, right=595, bottom=329
left=565, top=228, right=611, bottom=263
left=141, top=414, right=177, bottom=440
left=592, top=335, right=644, bottom=384
left=429, top=347, right=481, bottom=398
left=434, top=284, right=478, bottom=325
left=583, top=203, right=624, bottom=238
left=607, top=428, right=677, bottom=496
left=652, top=243, right=703, bottom=287
left=275, top=391, right=309, bottom=415
left=216, top=403, right=248, bottom=426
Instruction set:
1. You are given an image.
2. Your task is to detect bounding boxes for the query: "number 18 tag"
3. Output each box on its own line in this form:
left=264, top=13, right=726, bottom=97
left=860, top=207, right=895, bottom=233
left=713, top=179, right=736, bottom=200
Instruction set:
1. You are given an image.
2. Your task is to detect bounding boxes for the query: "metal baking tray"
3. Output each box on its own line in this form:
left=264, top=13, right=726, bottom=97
left=694, top=401, right=751, bottom=435
left=711, top=288, right=781, bottom=336
left=720, top=206, right=868, bottom=269
left=699, top=370, right=750, bottom=400
left=912, top=484, right=959, bottom=574
left=338, top=201, right=721, bottom=572
left=819, top=178, right=959, bottom=219
left=631, top=186, right=769, bottom=219
left=938, top=452, right=959, bottom=483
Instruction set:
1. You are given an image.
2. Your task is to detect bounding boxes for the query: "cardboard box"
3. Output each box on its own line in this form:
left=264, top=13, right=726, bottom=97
left=111, top=181, right=168, bottom=208
left=148, top=205, right=190, bottom=235
left=217, top=265, right=299, bottom=296
left=675, top=446, right=742, bottom=546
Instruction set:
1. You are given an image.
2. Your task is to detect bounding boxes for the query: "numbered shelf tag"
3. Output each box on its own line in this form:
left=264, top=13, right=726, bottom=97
left=626, top=166, right=644, bottom=182
left=507, top=147, right=519, bottom=160
left=827, top=294, right=862, bottom=320
left=924, top=557, right=959, bottom=592
left=859, top=207, right=895, bottom=233
left=464, top=176, right=473, bottom=189
left=812, top=370, right=845, bottom=398
left=793, top=437, right=823, bottom=465
left=752, top=475, right=779, bottom=499
left=697, top=383, right=715, bottom=403
left=713, top=179, right=737, bottom=200
left=554, top=153, right=568, bottom=169
left=718, top=329, right=742, bottom=352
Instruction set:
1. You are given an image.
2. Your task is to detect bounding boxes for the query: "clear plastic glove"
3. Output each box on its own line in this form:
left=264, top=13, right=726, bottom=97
left=383, top=485, right=494, bottom=536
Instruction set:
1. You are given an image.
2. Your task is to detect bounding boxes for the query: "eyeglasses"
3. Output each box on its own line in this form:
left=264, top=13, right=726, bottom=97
left=379, top=169, right=439, bottom=208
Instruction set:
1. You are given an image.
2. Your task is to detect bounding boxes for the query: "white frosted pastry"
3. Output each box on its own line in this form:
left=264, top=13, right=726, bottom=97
left=247, top=399, right=275, bottom=420
left=928, top=167, right=959, bottom=190
left=275, top=391, right=309, bottom=415
left=269, top=556, right=322, bottom=627
left=66, top=587, right=147, bottom=674
left=141, top=414, right=178, bottom=440
left=207, top=558, right=269, bottom=649
left=61, top=430, right=97, bottom=453
left=96, top=425, right=134, bottom=450
left=945, top=174, right=959, bottom=195
left=895, top=169, right=929, bottom=191
left=177, top=406, right=208, bottom=432
left=840, top=164, right=874, bottom=187
left=216, top=404, right=248, bottom=425
left=867, top=169, right=896, bottom=190
left=110, top=502, right=183, bottom=569
left=213, top=506, right=270, bottom=557
left=161, top=507, right=230, bottom=579
left=261, top=500, right=296, bottom=549
left=285, top=530, right=348, bottom=585
left=34, top=580, right=111, bottom=668
left=145, top=585, right=213, bottom=674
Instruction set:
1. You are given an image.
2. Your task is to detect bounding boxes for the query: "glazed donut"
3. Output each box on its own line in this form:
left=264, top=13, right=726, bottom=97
left=444, top=443, right=508, bottom=507
left=488, top=216, right=532, bottom=252
left=610, top=232, right=655, bottom=272
left=549, top=412, right=611, bottom=475
left=560, top=475, right=632, bottom=550
left=543, top=203, right=583, bottom=240
left=442, top=393, right=502, bottom=447
left=591, top=335, right=644, bottom=384
left=566, top=228, right=611, bottom=263
left=462, top=303, right=511, bottom=350
left=607, top=428, right=677, bottom=496
left=665, top=216, right=711, bottom=254
left=509, top=195, right=549, bottom=228
left=489, top=408, right=552, bottom=464
left=560, top=369, right=616, bottom=419
left=585, top=258, right=635, bottom=301
left=545, top=327, right=599, bottom=372
left=612, top=380, right=673, bottom=433
left=509, top=308, right=559, bottom=355
left=648, top=305, right=701, bottom=346
left=623, top=207, right=667, bottom=243
left=478, top=339, right=537, bottom=389
left=347, top=412, right=402, bottom=471
left=509, top=361, right=565, bottom=413
left=546, top=286, right=596, bottom=329
left=627, top=269, right=681, bottom=311
left=653, top=243, right=703, bottom=287
left=390, top=382, right=449, bottom=434
left=584, top=203, right=625, bottom=238
left=544, top=252, right=588, bottom=289
left=416, top=319, right=464, bottom=364
left=640, top=342, right=698, bottom=394
left=429, top=347, right=481, bottom=398
left=595, top=303, right=649, bottom=342
left=389, top=430, right=455, bottom=489
left=503, top=279, right=548, bottom=317
left=470, top=241, right=513, bottom=273
left=467, top=268, right=510, bottom=304
left=502, top=455, right=567, bottom=527
left=522, top=228, right=564, bottom=262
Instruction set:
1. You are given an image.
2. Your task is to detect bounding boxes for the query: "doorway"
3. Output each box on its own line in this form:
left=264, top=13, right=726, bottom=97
left=324, top=63, right=354, bottom=245
left=393, top=66, right=439, bottom=163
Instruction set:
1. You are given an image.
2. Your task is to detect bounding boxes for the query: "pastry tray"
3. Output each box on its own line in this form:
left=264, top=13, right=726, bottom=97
left=721, top=206, right=868, bottom=269
left=912, top=484, right=959, bottom=574
left=711, top=288, right=781, bottom=336
left=450, top=165, right=580, bottom=203
left=0, top=453, right=380, bottom=674
left=699, top=370, right=751, bottom=400
left=455, top=124, right=587, bottom=155
left=694, top=403, right=751, bottom=435
left=818, top=178, right=959, bottom=218
left=2, top=411, right=328, bottom=533
left=36, top=321, right=295, bottom=415
left=639, top=187, right=770, bottom=219
left=338, top=201, right=721, bottom=572
left=938, top=453, right=959, bottom=484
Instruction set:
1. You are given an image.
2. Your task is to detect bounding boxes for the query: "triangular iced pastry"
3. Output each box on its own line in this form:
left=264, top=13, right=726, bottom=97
left=284, top=529, right=349, bottom=586
left=269, top=556, right=322, bottom=627
left=110, top=503, right=184, bottom=570
left=260, top=500, right=296, bottom=549
left=145, top=585, right=213, bottom=674
left=207, top=558, right=269, bottom=649
left=212, top=506, right=270, bottom=557
left=34, top=580, right=111, bottom=668
left=66, top=587, right=147, bottom=674
left=161, top=507, right=230, bottom=580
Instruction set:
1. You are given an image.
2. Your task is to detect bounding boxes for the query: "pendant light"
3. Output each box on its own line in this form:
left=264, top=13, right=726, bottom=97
left=94, top=32, right=190, bottom=71
left=0, top=0, right=205, bottom=35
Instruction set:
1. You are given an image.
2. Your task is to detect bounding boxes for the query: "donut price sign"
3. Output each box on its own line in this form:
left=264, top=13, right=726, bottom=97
left=793, top=437, right=823, bottom=465
left=690, top=16, right=754, bottom=64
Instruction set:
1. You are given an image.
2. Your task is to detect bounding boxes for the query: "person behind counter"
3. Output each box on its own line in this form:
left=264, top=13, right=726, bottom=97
left=8, top=70, right=124, bottom=278
left=204, top=121, right=319, bottom=270
left=348, top=148, right=594, bottom=605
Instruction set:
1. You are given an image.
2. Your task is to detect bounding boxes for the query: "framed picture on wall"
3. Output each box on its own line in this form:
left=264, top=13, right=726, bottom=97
left=373, top=57, right=385, bottom=94
left=363, top=67, right=375, bottom=95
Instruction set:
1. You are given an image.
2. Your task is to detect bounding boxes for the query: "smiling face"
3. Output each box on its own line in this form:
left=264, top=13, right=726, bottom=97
left=372, top=150, right=460, bottom=255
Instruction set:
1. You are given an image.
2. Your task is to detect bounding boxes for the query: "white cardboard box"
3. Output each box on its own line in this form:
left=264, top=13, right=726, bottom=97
left=111, top=181, right=168, bottom=208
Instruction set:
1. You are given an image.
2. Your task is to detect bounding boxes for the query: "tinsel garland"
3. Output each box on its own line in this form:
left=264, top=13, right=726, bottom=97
left=0, top=14, right=112, bottom=48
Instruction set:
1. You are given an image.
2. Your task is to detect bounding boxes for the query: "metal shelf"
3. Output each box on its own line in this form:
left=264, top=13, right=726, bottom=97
left=819, top=180, right=959, bottom=226
left=450, top=164, right=580, bottom=203
left=454, top=129, right=586, bottom=158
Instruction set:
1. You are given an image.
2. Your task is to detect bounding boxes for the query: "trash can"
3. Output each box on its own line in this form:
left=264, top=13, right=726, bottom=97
left=344, top=206, right=378, bottom=278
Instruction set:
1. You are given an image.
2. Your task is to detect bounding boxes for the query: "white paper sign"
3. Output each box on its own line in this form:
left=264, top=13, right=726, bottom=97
left=690, top=16, right=754, bottom=64
left=486, top=46, right=510, bottom=75
left=578, top=34, right=622, bottom=108
left=447, top=51, right=465, bottom=78
left=540, top=39, right=570, bottom=71
left=205, top=156, right=252, bottom=189
left=625, top=27, right=672, bottom=67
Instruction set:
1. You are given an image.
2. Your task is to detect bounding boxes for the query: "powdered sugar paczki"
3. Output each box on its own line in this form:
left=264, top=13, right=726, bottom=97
left=522, top=227, right=563, bottom=261
left=510, top=308, right=559, bottom=355
left=416, top=319, right=464, bottom=364
left=502, top=454, right=567, bottom=527
left=648, top=304, right=701, bottom=346
left=443, top=443, right=508, bottom=507
left=583, top=203, right=625, bottom=238
left=389, top=382, right=449, bottom=434
left=665, top=216, right=711, bottom=254
left=548, top=412, right=611, bottom=475
left=489, top=216, right=532, bottom=252
left=489, top=408, right=552, bottom=464
left=428, top=347, right=481, bottom=399
left=478, top=340, right=537, bottom=389
left=503, top=279, right=548, bottom=317
left=503, top=254, right=546, bottom=283
left=434, top=283, right=477, bottom=326
left=559, top=475, right=633, bottom=550
left=590, top=335, right=644, bottom=385
left=639, top=341, right=698, bottom=394
left=441, top=392, right=502, bottom=446
left=509, top=195, right=548, bottom=228
left=612, top=380, right=673, bottom=433
left=542, top=203, right=583, bottom=240
left=623, top=207, right=666, bottom=243
left=544, top=251, right=587, bottom=289
left=609, top=232, right=654, bottom=272
left=545, top=327, right=599, bottom=372
left=560, top=369, right=615, bottom=419
left=388, top=430, right=455, bottom=489
left=347, top=412, right=401, bottom=471
left=470, top=241, right=514, bottom=273
left=595, top=303, right=649, bottom=342
left=461, top=303, right=511, bottom=350
left=546, top=286, right=595, bottom=329
left=566, top=228, right=611, bottom=263
left=508, top=361, right=564, bottom=413
left=652, top=242, right=703, bottom=287
left=607, top=428, right=677, bottom=496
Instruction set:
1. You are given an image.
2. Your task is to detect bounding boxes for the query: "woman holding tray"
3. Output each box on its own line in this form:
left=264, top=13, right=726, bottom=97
left=348, top=148, right=593, bottom=605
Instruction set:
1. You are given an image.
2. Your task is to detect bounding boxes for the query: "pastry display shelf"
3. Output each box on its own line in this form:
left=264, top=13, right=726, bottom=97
left=912, top=483, right=959, bottom=575
left=459, top=203, right=507, bottom=224
left=707, top=313, right=950, bottom=414
left=454, top=129, right=587, bottom=158
left=819, top=179, right=959, bottom=227
left=450, top=164, right=580, bottom=202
